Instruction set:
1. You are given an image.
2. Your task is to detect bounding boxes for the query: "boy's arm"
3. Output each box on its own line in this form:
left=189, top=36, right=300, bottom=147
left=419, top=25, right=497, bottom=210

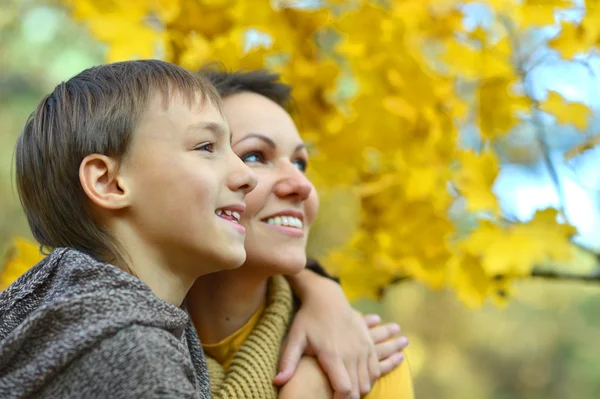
left=44, top=325, right=204, bottom=399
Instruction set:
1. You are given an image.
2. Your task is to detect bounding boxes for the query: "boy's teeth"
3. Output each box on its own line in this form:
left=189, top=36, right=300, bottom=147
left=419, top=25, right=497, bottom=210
left=265, top=216, right=303, bottom=228
left=216, top=209, right=223, bottom=216
left=232, top=211, right=241, bottom=221
left=225, top=209, right=232, bottom=216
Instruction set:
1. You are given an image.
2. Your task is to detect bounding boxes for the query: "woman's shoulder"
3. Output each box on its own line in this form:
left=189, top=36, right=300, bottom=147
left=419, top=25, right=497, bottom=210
left=365, top=358, right=415, bottom=399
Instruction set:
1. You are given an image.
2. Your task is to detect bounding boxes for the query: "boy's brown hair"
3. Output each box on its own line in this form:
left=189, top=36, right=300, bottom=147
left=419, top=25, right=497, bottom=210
left=16, top=59, right=221, bottom=264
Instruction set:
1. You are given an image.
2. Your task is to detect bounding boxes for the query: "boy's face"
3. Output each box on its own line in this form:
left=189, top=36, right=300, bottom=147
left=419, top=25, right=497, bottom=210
left=119, top=91, right=256, bottom=275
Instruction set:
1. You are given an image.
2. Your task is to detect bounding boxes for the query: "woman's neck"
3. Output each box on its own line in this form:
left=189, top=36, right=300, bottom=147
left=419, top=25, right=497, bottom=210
left=187, top=266, right=269, bottom=344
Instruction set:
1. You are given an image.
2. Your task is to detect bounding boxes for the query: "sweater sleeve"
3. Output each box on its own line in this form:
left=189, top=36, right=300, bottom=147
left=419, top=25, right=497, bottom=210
left=40, top=325, right=206, bottom=399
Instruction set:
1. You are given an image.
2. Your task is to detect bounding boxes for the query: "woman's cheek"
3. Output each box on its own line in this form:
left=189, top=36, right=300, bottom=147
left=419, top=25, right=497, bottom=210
left=305, top=190, right=320, bottom=228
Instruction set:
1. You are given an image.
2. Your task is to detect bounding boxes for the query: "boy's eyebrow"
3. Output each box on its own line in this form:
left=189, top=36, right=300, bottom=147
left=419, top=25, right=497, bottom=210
left=187, top=121, right=229, bottom=140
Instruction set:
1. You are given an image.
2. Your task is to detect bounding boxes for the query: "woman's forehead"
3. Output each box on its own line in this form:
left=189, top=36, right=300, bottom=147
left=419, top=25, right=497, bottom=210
left=223, top=93, right=302, bottom=145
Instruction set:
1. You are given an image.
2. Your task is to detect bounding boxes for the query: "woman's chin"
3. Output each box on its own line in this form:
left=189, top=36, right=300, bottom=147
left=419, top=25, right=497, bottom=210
left=250, top=253, right=307, bottom=276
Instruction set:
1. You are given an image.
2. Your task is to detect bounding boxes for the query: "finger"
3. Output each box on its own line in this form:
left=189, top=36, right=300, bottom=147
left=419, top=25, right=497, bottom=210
left=369, top=322, right=401, bottom=344
left=319, top=354, right=353, bottom=399
left=367, top=346, right=381, bottom=385
left=375, top=336, right=409, bottom=361
left=363, top=313, right=382, bottom=328
left=274, top=331, right=307, bottom=386
left=345, top=358, right=360, bottom=399
left=379, top=352, right=405, bottom=376
left=357, top=356, right=372, bottom=396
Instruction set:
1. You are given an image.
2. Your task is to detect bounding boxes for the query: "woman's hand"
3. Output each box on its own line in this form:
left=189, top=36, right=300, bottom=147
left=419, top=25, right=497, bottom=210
left=280, top=270, right=380, bottom=399
left=365, top=315, right=409, bottom=376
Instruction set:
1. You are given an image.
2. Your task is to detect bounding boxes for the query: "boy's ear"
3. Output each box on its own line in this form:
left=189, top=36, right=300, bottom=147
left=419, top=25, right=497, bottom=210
left=79, top=154, right=131, bottom=210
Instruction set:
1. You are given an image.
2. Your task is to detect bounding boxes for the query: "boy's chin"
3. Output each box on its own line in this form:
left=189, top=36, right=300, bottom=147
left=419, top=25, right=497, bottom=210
left=216, top=247, right=247, bottom=271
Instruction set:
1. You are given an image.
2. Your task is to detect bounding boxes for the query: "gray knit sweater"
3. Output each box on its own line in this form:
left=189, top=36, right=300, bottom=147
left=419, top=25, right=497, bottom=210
left=0, top=248, right=211, bottom=398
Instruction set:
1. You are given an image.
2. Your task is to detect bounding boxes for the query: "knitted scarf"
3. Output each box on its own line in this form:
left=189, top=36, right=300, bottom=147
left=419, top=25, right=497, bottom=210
left=206, top=275, right=294, bottom=399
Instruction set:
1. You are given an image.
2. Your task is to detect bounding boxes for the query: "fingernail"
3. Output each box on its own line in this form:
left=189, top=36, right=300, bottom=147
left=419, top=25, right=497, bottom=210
left=391, top=323, right=400, bottom=333
left=393, top=353, right=405, bottom=364
left=398, top=336, right=409, bottom=347
left=368, top=314, right=382, bottom=323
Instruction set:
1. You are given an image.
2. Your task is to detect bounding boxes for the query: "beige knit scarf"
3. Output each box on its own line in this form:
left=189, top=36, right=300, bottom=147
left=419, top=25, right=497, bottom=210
left=206, top=275, right=294, bottom=399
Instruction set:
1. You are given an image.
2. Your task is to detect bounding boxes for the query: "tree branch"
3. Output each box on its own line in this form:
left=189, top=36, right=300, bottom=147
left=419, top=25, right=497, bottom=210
left=386, top=268, right=600, bottom=288
left=529, top=268, right=600, bottom=282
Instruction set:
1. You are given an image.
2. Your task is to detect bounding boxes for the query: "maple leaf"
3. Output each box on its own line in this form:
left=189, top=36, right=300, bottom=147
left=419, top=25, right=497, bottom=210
left=564, top=134, right=600, bottom=161
left=548, top=21, right=594, bottom=59
left=540, top=91, right=591, bottom=130
left=1, top=237, right=44, bottom=290
left=516, top=0, right=573, bottom=28
left=455, top=150, right=501, bottom=214
left=449, top=254, right=491, bottom=308
left=477, top=75, right=527, bottom=139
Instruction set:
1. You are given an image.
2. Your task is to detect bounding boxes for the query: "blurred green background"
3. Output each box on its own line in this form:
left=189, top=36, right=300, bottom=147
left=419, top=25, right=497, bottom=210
left=1, top=2, right=600, bottom=398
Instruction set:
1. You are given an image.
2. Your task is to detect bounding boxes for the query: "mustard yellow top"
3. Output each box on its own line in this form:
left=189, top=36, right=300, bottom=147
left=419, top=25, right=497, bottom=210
left=203, top=304, right=266, bottom=370
left=203, top=280, right=414, bottom=398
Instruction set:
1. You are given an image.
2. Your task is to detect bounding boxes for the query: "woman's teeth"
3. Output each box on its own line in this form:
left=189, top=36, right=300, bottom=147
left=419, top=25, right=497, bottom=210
left=266, top=216, right=303, bottom=228
left=215, top=209, right=241, bottom=222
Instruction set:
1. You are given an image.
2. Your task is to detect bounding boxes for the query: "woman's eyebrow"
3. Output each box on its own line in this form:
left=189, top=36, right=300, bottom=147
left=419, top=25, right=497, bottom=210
left=233, top=133, right=276, bottom=148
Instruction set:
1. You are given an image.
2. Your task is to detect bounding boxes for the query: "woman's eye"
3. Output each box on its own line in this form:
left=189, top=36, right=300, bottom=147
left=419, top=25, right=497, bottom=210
left=195, top=142, right=215, bottom=152
left=241, top=152, right=264, bottom=163
left=293, top=159, right=308, bottom=173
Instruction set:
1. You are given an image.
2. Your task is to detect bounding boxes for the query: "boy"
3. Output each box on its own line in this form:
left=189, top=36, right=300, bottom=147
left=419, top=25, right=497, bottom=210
left=0, top=59, right=257, bottom=398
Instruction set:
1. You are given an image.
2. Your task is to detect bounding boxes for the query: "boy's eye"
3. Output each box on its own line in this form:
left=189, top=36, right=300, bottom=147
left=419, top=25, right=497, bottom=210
left=195, top=142, right=215, bottom=152
left=241, top=152, right=264, bottom=163
left=293, top=159, right=308, bottom=173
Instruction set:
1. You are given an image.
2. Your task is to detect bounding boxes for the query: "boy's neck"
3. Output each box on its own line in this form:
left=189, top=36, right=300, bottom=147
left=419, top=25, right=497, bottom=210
left=187, top=267, right=269, bottom=344
left=111, top=223, right=198, bottom=307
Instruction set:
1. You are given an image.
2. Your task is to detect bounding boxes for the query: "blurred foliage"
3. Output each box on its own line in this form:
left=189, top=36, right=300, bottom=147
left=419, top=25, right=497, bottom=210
left=38, top=0, right=600, bottom=307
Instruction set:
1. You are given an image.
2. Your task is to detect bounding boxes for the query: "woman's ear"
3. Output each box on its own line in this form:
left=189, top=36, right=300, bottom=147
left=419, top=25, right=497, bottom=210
left=79, top=154, right=131, bottom=210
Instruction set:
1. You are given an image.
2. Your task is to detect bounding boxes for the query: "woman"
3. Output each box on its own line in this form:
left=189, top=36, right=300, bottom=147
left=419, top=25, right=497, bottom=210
left=187, top=68, right=414, bottom=398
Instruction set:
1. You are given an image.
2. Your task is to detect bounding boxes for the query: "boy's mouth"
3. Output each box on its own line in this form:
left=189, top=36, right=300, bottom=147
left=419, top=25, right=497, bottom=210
left=215, top=205, right=246, bottom=234
left=215, top=208, right=241, bottom=224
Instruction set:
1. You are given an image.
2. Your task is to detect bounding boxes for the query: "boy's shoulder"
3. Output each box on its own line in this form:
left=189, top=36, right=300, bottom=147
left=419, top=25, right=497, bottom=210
left=2, top=323, right=207, bottom=399
left=40, top=324, right=203, bottom=399
left=0, top=247, right=206, bottom=399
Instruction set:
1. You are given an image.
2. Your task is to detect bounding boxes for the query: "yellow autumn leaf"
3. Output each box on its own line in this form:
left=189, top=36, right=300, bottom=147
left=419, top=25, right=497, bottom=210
left=449, top=254, right=492, bottom=308
left=564, top=134, right=600, bottom=161
left=441, top=37, right=513, bottom=80
left=1, top=237, right=44, bottom=290
left=382, top=96, right=417, bottom=122
left=477, top=75, right=528, bottom=139
left=540, top=91, right=591, bottom=130
left=516, top=0, right=573, bottom=28
left=461, top=222, right=540, bottom=276
left=460, top=209, right=575, bottom=277
left=456, top=150, right=501, bottom=214
left=548, top=21, right=594, bottom=59
left=513, top=208, right=577, bottom=262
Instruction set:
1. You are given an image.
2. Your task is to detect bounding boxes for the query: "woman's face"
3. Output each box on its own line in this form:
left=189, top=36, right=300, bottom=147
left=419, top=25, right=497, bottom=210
left=222, top=92, right=319, bottom=275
